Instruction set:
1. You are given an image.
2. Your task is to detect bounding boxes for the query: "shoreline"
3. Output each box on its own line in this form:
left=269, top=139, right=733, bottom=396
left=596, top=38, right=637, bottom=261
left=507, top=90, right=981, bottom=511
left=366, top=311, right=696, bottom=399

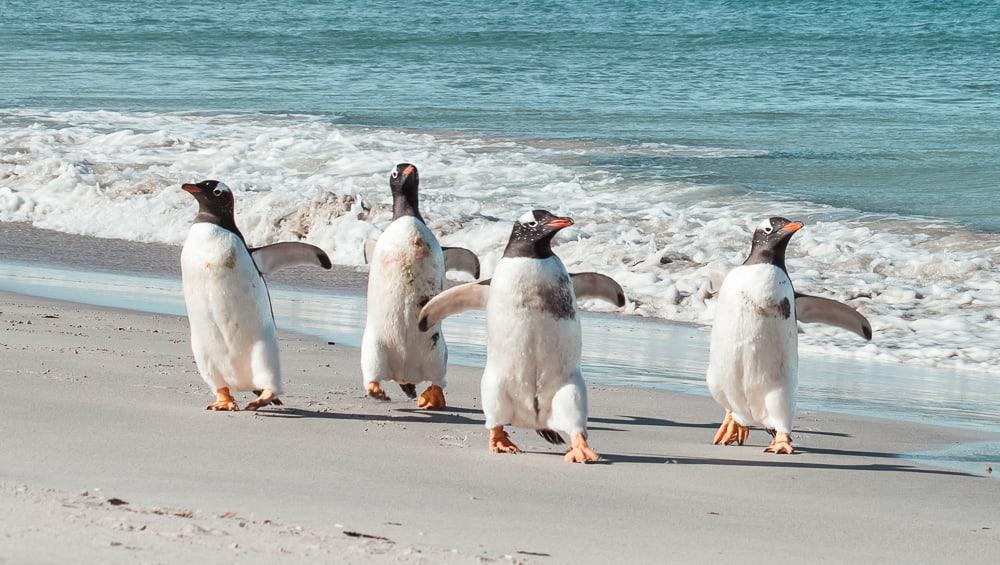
left=1, top=290, right=997, bottom=563
left=2, top=222, right=998, bottom=436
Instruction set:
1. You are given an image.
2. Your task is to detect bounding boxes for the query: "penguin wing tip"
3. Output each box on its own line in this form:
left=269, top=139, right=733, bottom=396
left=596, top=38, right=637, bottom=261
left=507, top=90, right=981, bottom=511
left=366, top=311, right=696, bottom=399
left=616, top=292, right=626, bottom=308
left=418, top=317, right=429, bottom=332
left=863, top=325, right=873, bottom=341
left=318, top=250, right=332, bottom=269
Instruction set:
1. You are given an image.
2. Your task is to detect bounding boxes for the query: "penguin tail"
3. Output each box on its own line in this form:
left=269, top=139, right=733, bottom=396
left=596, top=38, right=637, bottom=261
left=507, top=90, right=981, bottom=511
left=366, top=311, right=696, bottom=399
left=399, top=383, right=418, bottom=399
left=536, top=429, right=565, bottom=445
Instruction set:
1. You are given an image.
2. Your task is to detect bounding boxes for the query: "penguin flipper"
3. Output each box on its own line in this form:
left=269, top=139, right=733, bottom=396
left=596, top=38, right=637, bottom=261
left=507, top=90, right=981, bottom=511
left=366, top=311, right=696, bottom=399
left=708, top=268, right=729, bottom=294
left=251, top=242, right=332, bottom=274
left=418, top=280, right=491, bottom=331
left=795, top=293, right=873, bottom=340
left=571, top=273, right=626, bottom=307
left=363, top=239, right=377, bottom=264
left=442, top=246, right=481, bottom=278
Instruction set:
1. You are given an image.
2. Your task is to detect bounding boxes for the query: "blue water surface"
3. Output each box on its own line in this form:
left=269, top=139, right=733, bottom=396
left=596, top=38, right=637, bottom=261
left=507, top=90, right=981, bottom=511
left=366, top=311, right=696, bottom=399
left=1, top=0, right=998, bottom=228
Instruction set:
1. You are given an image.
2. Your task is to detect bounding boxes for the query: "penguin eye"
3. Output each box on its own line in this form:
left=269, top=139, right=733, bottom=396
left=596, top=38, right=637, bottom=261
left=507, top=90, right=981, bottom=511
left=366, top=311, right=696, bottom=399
left=763, top=225, right=774, bottom=234
left=212, top=187, right=223, bottom=196
left=527, top=221, right=538, bottom=228
left=391, top=169, right=399, bottom=179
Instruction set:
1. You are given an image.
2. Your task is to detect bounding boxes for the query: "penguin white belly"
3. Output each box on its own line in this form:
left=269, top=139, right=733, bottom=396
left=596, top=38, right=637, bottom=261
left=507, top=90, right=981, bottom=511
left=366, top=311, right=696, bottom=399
left=362, top=217, right=447, bottom=385
left=482, top=257, right=583, bottom=433
left=181, top=223, right=280, bottom=393
left=706, top=264, right=798, bottom=432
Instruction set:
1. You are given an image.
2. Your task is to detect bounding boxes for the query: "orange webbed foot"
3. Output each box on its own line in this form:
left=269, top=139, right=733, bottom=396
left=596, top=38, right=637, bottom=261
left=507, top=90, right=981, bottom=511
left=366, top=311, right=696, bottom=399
left=564, top=432, right=600, bottom=463
left=416, top=384, right=446, bottom=410
left=245, top=388, right=278, bottom=411
left=206, top=387, right=239, bottom=411
left=367, top=381, right=390, bottom=401
left=489, top=426, right=521, bottom=454
left=712, top=411, right=749, bottom=446
left=764, top=432, right=795, bottom=454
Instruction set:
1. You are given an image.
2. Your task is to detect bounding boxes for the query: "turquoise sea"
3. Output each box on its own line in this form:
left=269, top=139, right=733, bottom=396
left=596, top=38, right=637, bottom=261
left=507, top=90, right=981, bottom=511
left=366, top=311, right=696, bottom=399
left=1, top=0, right=998, bottom=227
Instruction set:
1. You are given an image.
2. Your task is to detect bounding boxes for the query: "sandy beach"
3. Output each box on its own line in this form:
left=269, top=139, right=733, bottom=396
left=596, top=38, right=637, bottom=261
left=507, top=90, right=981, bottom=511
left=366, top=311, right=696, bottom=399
left=1, top=225, right=998, bottom=564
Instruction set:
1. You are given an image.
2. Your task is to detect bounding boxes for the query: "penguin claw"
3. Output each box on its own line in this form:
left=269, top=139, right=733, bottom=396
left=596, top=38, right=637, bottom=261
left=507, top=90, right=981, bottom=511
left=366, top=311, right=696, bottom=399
left=245, top=389, right=278, bottom=411
left=366, top=382, right=390, bottom=401
left=206, top=388, right=239, bottom=411
left=564, top=433, right=599, bottom=463
left=712, top=411, right=749, bottom=446
left=764, top=433, right=795, bottom=454
left=416, top=385, right=446, bottom=410
left=489, top=426, right=521, bottom=454
left=206, top=400, right=239, bottom=411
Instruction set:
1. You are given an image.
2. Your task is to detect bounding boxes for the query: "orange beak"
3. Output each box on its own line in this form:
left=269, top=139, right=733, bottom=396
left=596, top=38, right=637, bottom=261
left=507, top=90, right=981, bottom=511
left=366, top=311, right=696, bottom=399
left=546, top=217, right=574, bottom=229
left=181, top=183, right=201, bottom=194
left=402, top=165, right=415, bottom=176
left=782, top=221, right=804, bottom=233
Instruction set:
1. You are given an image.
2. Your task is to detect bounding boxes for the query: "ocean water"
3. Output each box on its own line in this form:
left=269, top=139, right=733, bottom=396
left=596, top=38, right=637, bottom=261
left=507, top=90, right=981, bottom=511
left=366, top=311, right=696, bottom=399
left=1, top=1, right=999, bottom=372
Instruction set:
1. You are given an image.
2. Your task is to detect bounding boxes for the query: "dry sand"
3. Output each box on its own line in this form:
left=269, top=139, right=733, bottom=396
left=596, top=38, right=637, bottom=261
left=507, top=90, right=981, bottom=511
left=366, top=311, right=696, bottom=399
left=1, top=291, right=997, bottom=564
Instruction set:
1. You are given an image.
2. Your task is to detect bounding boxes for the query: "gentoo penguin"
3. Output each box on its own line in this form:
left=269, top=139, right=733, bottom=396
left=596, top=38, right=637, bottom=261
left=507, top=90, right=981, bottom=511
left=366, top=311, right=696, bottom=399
left=360, top=163, right=480, bottom=409
left=418, top=210, right=626, bottom=463
left=706, top=217, right=872, bottom=454
left=180, top=180, right=331, bottom=411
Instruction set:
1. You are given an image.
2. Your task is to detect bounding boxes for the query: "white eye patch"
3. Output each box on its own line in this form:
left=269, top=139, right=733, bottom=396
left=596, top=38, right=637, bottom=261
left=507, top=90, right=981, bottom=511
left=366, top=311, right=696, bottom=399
left=757, top=218, right=773, bottom=233
left=213, top=182, right=231, bottom=196
left=518, top=211, right=537, bottom=224
left=391, top=168, right=399, bottom=179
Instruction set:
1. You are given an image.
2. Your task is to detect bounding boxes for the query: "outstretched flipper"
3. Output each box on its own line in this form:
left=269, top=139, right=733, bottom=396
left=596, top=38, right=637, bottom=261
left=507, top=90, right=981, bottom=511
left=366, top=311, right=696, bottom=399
left=571, top=272, right=626, bottom=307
left=418, top=280, right=491, bottom=331
left=251, top=242, right=332, bottom=274
left=363, top=239, right=377, bottom=264
left=795, top=293, right=872, bottom=340
left=442, top=246, right=480, bottom=278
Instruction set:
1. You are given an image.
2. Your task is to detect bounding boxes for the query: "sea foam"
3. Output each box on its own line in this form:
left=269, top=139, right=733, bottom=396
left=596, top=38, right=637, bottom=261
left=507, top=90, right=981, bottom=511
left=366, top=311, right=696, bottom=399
left=1, top=110, right=998, bottom=373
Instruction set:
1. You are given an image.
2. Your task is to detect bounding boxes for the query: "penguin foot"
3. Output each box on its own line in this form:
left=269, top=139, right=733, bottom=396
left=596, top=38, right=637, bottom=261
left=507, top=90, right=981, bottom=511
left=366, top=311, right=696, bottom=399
left=564, top=432, right=600, bottom=463
left=764, top=432, right=795, bottom=454
left=245, top=388, right=279, bottom=411
left=367, top=381, right=390, bottom=401
left=489, top=426, right=521, bottom=454
left=416, top=385, right=446, bottom=410
left=712, top=411, right=749, bottom=446
left=206, top=387, right=239, bottom=411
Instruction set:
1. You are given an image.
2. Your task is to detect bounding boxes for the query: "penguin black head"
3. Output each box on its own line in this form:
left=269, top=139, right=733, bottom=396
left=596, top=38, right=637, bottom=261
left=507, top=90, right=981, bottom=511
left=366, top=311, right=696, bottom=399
left=743, top=216, right=803, bottom=273
left=389, top=163, right=422, bottom=222
left=503, top=209, right=574, bottom=259
left=181, top=180, right=243, bottom=240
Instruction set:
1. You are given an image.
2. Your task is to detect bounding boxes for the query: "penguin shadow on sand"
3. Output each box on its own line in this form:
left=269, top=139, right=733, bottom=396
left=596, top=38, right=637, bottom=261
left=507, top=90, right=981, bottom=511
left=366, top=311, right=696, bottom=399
left=255, top=404, right=625, bottom=432
left=594, top=452, right=975, bottom=477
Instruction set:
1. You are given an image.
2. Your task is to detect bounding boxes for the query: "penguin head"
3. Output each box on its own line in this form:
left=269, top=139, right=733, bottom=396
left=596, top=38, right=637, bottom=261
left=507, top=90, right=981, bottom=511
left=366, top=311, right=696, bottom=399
left=182, top=180, right=234, bottom=211
left=389, top=163, right=419, bottom=196
left=503, top=209, right=574, bottom=259
left=745, top=216, right=803, bottom=272
left=389, top=163, right=422, bottom=221
left=181, top=180, right=242, bottom=238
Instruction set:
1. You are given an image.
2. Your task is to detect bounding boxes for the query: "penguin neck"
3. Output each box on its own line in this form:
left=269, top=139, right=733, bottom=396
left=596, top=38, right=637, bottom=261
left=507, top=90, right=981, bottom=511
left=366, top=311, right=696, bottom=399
left=743, top=240, right=790, bottom=274
left=503, top=236, right=555, bottom=259
left=195, top=207, right=245, bottom=244
left=392, top=191, right=423, bottom=223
